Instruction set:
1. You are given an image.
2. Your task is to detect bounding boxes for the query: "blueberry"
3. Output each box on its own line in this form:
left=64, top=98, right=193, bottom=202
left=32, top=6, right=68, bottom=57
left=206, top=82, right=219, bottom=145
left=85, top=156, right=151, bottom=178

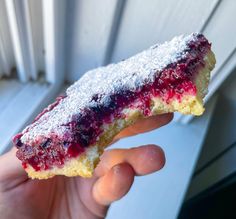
left=16, top=139, right=23, bottom=147
left=41, top=139, right=51, bottom=148
left=63, top=141, right=70, bottom=148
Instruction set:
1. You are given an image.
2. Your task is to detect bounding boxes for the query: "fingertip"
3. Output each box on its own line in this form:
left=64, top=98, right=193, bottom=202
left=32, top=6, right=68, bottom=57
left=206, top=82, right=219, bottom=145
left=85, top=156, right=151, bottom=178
left=130, top=144, right=166, bottom=175
left=93, top=163, right=135, bottom=206
left=96, top=144, right=166, bottom=177
left=143, top=144, right=166, bottom=170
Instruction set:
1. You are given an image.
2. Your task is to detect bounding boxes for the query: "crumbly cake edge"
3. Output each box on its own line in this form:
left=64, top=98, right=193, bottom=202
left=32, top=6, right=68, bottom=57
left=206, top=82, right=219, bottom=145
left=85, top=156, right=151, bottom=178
left=25, top=50, right=215, bottom=179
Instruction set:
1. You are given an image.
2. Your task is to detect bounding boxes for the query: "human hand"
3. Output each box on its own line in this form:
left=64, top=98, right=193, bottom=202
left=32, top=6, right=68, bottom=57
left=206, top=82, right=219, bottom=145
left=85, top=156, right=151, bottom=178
left=0, top=113, right=172, bottom=219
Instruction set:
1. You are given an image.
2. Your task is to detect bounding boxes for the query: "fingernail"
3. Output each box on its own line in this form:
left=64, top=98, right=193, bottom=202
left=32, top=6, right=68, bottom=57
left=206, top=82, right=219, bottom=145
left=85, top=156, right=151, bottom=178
left=113, top=164, right=121, bottom=175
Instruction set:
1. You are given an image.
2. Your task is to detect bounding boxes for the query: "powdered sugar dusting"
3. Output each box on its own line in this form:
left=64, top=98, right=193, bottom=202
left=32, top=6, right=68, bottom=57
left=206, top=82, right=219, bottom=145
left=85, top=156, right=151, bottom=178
left=21, top=33, right=199, bottom=143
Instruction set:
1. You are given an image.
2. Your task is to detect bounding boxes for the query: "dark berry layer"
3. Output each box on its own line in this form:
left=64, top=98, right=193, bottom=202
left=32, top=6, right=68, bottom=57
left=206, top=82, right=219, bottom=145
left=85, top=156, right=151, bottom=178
left=14, top=34, right=210, bottom=171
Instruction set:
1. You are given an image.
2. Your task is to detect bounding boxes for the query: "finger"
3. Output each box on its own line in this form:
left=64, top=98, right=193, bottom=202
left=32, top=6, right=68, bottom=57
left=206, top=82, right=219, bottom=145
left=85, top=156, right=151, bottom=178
left=96, top=144, right=165, bottom=177
left=93, top=163, right=135, bottom=206
left=0, top=148, right=28, bottom=190
left=114, top=113, right=173, bottom=140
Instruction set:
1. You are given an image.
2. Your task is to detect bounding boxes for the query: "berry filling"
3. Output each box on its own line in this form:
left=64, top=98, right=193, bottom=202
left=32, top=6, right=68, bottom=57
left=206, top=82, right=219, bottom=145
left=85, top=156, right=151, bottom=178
left=14, top=34, right=210, bottom=171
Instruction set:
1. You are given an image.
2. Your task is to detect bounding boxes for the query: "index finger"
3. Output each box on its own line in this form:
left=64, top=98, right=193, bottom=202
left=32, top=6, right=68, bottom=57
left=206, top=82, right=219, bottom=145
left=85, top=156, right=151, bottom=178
left=114, top=113, right=173, bottom=140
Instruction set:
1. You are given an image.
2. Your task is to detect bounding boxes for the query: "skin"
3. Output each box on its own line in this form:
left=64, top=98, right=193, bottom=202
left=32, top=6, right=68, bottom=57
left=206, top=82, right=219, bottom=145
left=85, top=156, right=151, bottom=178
left=0, top=113, right=173, bottom=219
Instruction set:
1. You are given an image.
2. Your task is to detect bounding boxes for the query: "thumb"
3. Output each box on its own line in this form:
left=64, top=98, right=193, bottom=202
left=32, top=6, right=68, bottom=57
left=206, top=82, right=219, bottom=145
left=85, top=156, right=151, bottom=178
left=0, top=147, right=28, bottom=191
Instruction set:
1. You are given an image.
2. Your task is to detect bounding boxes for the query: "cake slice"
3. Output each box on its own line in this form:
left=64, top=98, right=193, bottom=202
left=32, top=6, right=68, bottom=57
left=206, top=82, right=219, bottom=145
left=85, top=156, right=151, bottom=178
left=13, top=33, right=216, bottom=179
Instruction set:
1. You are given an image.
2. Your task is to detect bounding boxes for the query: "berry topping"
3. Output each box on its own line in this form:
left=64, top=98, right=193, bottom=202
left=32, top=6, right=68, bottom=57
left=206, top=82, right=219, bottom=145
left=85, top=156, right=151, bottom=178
left=14, top=33, right=211, bottom=171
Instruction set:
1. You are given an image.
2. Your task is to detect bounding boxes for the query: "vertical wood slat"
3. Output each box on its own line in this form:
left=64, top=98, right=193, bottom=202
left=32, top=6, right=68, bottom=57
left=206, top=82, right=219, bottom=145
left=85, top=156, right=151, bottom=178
left=5, top=0, right=37, bottom=81
left=199, top=0, right=222, bottom=32
left=5, top=0, right=27, bottom=81
left=102, top=0, right=126, bottom=65
left=177, top=0, right=236, bottom=123
left=0, top=31, right=11, bottom=76
left=0, top=57, right=3, bottom=77
left=65, top=0, right=122, bottom=82
left=0, top=0, right=15, bottom=76
left=42, top=0, right=66, bottom=84
left=111, top=0, right=218, bottom=63
left=0, top=39, right=6, bottom=77
left=28, top=0, right=44, bottom=73
left=21, top=0, right=37, bottom=79
left=203, top=0, right=236, bottom=79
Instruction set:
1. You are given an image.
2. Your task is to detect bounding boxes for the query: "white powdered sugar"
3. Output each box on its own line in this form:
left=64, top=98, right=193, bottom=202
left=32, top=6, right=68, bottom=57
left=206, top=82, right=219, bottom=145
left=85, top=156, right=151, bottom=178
left=21, top=33, right=199, bottom=143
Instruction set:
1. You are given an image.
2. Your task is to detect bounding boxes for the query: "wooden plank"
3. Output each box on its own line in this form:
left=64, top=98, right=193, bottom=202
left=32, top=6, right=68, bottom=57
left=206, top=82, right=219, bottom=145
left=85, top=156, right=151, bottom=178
left=196, top=72, right=236, bottom=171
left=65, top=0, right=120, bottom=82
left=186, top=145, right=236, bottom=200
left=0, top=34, right=10, bottom=76
left=161, top=0, right=236, bottom=124
left=203, top=0, right=236, bottom=79
left=21, top=0, right=37, bottom=80
left=200, top=0, right=222, bottom=32
left=0, top=60, right=3, bottom=77
left=42, top=0, right=66, bottom=84
left=111, top=0, right=217, bottom=62
left=0, top=0, right=15, bottom=76
left=102, top=0, right=126, bottom=65
left=5, top=0, right=30, bottom=81
left=28, top=0, right=45, bottom=73
left=183, top=71, right=236, bottom=200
